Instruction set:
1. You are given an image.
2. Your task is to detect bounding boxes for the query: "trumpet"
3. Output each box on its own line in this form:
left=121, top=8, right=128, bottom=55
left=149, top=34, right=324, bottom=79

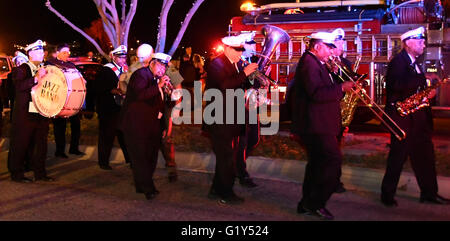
left=328, top=56, right=406, bottom=141
left=158, top=76, right=182, bottom=102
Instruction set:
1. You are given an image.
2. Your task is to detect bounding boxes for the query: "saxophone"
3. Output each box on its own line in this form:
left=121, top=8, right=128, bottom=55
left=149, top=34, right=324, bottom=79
left=336, top=55, right=364, bottom=127
left=395, top=77, right=448, bottom=117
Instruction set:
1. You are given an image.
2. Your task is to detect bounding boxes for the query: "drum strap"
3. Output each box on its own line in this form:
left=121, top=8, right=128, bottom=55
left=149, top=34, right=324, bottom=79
left=25, top=61, right=43, bottom=76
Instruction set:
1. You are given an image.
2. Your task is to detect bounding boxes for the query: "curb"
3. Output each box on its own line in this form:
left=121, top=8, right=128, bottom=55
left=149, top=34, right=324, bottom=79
left=1, top=138, right=449, bottom=199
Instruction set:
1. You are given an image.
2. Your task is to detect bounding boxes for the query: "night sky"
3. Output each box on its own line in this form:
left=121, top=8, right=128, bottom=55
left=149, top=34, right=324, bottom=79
left=0, top=0, right=283, bottom=56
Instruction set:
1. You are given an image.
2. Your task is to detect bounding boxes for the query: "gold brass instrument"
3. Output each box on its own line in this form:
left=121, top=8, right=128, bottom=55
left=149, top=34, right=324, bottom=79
left=243, top=59, right=278, bottom=88
left=255, top=25, right=290, bottom=84
left=339, top=55, right=363, bottom=127
left=395, top=77, right=448, bottom=116
left=158, top=76, right=182, bottom=102
left=244, top=25, right=290, bottom=108
left=328, top=56, right=407, bottom=141
left=353, top=54, right=362, bottom=73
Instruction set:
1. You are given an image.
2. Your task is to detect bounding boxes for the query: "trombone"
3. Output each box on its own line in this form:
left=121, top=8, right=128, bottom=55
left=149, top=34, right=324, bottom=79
left=328, top=56, right=406, bottom=141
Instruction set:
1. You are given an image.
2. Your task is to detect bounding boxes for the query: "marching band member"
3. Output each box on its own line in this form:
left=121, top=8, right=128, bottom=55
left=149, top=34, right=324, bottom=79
left=120, top=53, right=172, bottom=200
left=120, top=44, right=180, bottom=181
left=119, top=43, right=154, bottom=94
left=330, top=28, right=351, bottom=194
left=160, top=60, right=184, bottom=182
left=235, top=31, right=259, bottom=188
left=291, top=32, right=354, bottom=219
left=205, top=35, right=258, bottom=205
left=94, top=45, right=131, bottom=170
left=7, top=52, right=29, bottom=119
left=46, top=43, right=84, bottom=158
left=9, top=40, right=55, bottom=183
left=12, top=51, right=29, bottom=66
left=381, top=27, right=449, bottom=206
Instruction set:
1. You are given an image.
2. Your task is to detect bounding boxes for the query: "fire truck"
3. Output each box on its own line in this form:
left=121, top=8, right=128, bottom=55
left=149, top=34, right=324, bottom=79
left=229, top=0, right=449, bottom=122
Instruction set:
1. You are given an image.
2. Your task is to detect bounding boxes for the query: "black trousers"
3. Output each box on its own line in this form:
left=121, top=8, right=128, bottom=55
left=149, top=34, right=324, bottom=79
left=160, top=111, right=176, bottom=174
left=298, top=134, right=342, bottom=210
left=209, top=127, right=240, bottom=198
left=381, top=123, right=438, bottom=200
left=124, top=132, right=161, bottom=194
left=236, top=122, right=260, bottom=179
left=9, top=116, right=49, bottom=179
left=52, top=113, right=81, bottom=154
left=98, top=112, right=130, bottom=166
left=161, top=136, right=176, bottom=167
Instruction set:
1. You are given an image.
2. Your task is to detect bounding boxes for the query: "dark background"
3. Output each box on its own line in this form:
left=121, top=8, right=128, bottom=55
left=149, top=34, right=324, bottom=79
left=0, top=0, right=287, bottom=56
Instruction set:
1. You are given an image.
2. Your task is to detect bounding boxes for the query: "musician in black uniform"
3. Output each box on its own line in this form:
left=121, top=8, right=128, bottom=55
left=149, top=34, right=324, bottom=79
left=120, top=53, right=171, bottom=200
left=330, top=28, right=352, bottom=194
left=8, top=52, right=29, bottom=118
left=7, top=52, right=31, bottom=173
left=205, top=35, right=258, bottom=205
left=235, top=32, right=259, bottom=188
left=46, top=43, right=84, bottom=158
left=94, top=45, right=130, bottom=170
left=9, top=40, right=55, bottom=183
left=381, top=27, right=449, bottom=206
left=291, top=32, right=354, bottom=219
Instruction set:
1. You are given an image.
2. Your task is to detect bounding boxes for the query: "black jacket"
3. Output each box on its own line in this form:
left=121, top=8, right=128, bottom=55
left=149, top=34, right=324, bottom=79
left=179, top=59, right=196, bottom=88
left=119, top=67, right=165, bottom=138
left=11, top=64, right=48, bottom=124
left=204, top=54, right=248, bottom=136
left=94, top=65, right=121, bottom=115
left=291, top=51, right=344, bottom=136
left=384, top=49, right=433, bottom=134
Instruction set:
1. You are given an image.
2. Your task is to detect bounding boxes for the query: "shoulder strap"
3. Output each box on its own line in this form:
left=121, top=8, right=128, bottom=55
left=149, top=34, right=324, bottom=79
left=104, top=63, right=121, bottom=77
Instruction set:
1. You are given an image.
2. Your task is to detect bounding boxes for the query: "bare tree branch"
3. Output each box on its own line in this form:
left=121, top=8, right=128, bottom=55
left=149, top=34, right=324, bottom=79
left=45, top=0, right=108, bottom=58
left=94, top=3, right=116, bottom=47
left=121, top=0, right=126, bottom=23
left=156, top=0, right=174, bottom=52
left=123, top=0, right=137, bottom=48
left=105, top=0, right=122, bottom=46
left=168, top=0, right=206, bottom=56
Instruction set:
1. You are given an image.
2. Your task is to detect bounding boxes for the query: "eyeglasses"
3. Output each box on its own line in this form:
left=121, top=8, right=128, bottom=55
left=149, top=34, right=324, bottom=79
left=231, top=47, right=246, bottom=52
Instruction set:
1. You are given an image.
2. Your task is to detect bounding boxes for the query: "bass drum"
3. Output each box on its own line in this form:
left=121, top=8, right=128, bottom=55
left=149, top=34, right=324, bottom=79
left=31, top=65, right=86, bottom=118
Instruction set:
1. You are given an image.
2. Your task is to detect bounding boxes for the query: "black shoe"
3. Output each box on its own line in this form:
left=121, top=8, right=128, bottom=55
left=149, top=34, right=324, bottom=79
left=12, top=177, right=33, bottom=183
left=35, top=176, right=56, bottom=182
left=335, top=184, right=347, bottom=193
left=218, top=194, right=245, bottom=205
left=303, top=207, right=334, bottom=220
left=99, top=165, right=112, bottom=170
left=297, top=203, right=307, bottom=214
left=168, top=174, right=178, bottom=183
left=239, top=177, right=258, bottom=188
left=69, top=150, right=85, bottom=155
left=381, top=198, right=398, bottom=207
left=55, top=152, right=68, bottom=158
left=208, top=189, right=219, bottom=200
left=420, top=195, right=450, bottom=205
left=145, top=189, right=160, bottom=200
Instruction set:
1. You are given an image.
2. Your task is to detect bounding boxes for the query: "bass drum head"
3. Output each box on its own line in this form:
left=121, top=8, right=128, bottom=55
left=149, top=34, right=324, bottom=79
left=57, top=68, right=86, bottom=118
left=31, top=65, right=68, bottom=118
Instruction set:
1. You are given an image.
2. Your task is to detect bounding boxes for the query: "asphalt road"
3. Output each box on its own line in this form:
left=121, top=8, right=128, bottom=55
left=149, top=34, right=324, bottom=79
left=0, top=156, right=449, bottom=221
